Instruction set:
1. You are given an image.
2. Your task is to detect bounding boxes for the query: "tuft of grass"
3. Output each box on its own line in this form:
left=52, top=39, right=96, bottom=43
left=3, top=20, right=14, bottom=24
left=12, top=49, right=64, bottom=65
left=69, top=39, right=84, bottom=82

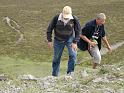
left=98, top=68, right=109, bottom=75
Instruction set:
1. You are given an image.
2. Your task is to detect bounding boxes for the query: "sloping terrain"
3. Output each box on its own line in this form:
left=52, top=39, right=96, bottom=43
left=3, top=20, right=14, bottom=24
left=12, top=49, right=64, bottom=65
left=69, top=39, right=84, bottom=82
left=0, top=0, right=124, bottom=92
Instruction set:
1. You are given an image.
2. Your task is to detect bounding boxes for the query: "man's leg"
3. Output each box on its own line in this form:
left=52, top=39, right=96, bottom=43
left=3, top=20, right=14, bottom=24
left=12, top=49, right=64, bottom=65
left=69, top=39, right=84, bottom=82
left=93, top=63, right=98, bottom=69
left=66, top=42, right=77, bottom=74
left=89, top=45, right=101, bottom=69
left=52, top=40, right=65, bottom=76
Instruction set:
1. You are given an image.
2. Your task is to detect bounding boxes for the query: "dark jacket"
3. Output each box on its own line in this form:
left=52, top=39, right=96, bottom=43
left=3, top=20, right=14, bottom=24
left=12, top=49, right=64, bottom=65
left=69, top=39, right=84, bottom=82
left=47, top=14, right=81, bottom=43
left=78, top=19, right=105, bottom=50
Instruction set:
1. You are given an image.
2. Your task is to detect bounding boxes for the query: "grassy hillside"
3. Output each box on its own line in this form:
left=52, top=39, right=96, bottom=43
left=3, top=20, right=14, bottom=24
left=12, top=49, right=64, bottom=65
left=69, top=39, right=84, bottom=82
left=0, top=0, right=124, bottom=80
left=0, top=0, right=124, bottom=92
left=0, top=0, right=124, bottom=60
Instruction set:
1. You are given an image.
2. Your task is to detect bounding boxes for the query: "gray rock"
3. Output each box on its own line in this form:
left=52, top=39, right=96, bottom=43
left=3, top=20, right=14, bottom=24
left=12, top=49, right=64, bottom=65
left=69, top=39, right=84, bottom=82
left=18, top=74, right=37, bottom=80
left=0, top=74, right=7, bottom=81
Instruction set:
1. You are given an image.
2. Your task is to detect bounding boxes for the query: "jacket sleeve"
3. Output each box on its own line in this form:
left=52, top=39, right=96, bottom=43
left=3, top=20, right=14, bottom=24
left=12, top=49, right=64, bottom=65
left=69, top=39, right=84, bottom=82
left=101, top=25, right=106, bottom=37
left=81, top=24, right=94, bottom=39
left=81, top=26, right=90, bottom=36
left=47, top=15, right=58, bottom=42
left=73, top=16, right=81, bottom=43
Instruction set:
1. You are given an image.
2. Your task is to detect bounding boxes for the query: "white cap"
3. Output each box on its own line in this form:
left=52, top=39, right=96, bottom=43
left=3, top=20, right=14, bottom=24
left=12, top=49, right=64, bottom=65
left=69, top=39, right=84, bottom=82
left=62, top=6, right=73, bottom=19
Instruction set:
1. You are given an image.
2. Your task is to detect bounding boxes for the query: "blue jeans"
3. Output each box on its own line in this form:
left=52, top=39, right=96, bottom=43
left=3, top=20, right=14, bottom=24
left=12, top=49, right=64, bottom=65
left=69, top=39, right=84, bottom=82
left=52, top=36, right=77, bottom=76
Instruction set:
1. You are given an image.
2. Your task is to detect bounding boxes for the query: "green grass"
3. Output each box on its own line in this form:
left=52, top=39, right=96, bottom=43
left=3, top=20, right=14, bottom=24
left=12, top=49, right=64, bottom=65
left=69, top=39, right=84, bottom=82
left=102, top=45, right=124, bottom=65
left=0, top=55, right=83, bottom=79
left=0, top=56, right=52, bottom=78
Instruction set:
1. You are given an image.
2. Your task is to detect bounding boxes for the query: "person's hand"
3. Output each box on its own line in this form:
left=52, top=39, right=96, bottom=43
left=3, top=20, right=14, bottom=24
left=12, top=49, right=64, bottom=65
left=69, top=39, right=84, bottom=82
left=89, top=41, right=97, bottom=47
left=107, top=46, right=112, bottom=53
left=48, top=42, right=52, bottom=49
left=71, top=43, right=77, bottom=51
left=88, top=41, right=97, bottom=50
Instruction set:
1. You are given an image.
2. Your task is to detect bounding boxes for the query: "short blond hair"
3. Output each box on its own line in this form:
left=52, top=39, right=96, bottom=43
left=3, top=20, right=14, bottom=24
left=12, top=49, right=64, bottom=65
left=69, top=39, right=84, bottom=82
left=96, top=13, right=106, bottom=20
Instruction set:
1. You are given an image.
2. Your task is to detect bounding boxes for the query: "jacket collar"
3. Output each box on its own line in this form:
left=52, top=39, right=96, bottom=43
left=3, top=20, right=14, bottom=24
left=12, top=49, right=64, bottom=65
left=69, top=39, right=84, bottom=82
left=58, top=13, right=74, bottom=21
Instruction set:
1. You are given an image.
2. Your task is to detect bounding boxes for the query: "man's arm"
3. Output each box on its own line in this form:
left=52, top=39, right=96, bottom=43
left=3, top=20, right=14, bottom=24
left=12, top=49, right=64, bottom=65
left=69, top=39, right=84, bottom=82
left=47, top=15, right=58, bottom=48
left=102, top=36, right=112, bottom=51
left=68, top=16, right=81, bottom=51
left=79, top=34, right=96, bottom=47
left=73, top=16, right=81, bottom=44
left=47, top=15, right=58, bottom=42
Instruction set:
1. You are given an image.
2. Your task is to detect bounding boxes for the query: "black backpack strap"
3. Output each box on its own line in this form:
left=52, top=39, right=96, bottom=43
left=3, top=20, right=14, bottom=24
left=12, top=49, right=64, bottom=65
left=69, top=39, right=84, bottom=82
left=72, top=15, right=79, bottom=24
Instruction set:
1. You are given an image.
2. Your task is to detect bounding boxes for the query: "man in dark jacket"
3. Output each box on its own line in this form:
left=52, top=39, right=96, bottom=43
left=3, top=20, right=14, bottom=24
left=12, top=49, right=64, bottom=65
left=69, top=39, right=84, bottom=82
left=78, top=13, right=112, bottom=69
left=47, top=6, right=81, bottom=76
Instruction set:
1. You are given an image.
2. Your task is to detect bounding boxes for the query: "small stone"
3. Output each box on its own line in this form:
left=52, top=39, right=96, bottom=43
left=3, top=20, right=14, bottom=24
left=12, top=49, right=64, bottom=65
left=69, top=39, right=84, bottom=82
left=0, top=75, right=7, bottom=81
